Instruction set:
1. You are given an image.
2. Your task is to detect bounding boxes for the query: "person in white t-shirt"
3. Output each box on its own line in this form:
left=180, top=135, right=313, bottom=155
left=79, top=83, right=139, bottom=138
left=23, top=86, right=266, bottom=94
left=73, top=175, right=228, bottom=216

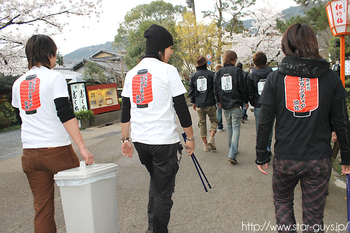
left=12, top=35, right=94, bottom=233
left=121, top=24, right=195, bottom=233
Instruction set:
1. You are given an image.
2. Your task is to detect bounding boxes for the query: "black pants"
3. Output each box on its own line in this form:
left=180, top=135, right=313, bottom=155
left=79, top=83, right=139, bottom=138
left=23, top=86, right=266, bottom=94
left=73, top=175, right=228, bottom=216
left=134, top=142, right=180, bottom=233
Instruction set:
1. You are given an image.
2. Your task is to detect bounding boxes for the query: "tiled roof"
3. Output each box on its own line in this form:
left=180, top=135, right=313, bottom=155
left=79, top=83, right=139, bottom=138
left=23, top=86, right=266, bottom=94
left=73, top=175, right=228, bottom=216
left=54, top=68, right=83, bottom=80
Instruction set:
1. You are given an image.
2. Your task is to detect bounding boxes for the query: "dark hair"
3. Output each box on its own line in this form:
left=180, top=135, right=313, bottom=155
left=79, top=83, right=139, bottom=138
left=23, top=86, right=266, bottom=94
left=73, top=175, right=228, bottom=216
left=223, top=50, right=237, bottom=65
left=253, top=52, right=267, bottom=68
left=25, top=35, right=57, bottom=69
left=159, top=49, right=165, bottom=62
left=236, top=62, right=243, bottom=69
left=215, top=64, right=222, bottom=72
left=281, top=23, right=321, bottom=59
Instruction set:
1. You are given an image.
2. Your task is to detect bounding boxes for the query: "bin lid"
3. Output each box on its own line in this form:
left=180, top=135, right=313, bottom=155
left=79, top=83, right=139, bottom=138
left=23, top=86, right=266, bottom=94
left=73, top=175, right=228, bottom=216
left=54, top=162, right=118, bottom=180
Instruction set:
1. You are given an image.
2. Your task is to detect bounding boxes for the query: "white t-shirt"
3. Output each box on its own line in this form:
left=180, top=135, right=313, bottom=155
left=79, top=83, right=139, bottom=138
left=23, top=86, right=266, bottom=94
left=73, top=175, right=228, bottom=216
left=12, top=66, right=71, bottom=148
left=122, top=58, right=186, bottom=144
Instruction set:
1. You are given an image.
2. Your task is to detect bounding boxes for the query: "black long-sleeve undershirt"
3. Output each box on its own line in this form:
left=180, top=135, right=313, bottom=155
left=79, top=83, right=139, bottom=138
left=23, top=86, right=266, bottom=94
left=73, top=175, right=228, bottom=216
left=54, top=97, right=75, bottom=123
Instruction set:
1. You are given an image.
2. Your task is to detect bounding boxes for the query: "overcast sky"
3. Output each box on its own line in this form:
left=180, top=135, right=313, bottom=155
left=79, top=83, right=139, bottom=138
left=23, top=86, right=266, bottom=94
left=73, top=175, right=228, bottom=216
left=52, top=0, right=298, bottom=55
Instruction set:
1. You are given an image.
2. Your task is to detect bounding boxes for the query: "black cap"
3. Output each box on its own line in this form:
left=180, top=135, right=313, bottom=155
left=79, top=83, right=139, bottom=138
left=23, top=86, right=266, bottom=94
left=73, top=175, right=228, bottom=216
left=144, top=24, right=174, bottom=55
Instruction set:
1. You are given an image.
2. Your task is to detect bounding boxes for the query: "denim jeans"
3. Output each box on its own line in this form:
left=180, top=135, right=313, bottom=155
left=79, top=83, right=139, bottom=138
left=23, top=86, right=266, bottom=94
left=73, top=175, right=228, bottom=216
left=217, top=106, right=223, bottom=130
left=224, top=107, right=242, bottom=159
left=254, top=107, right=273, bottom=152
left=241, top=103, right=248, bottom=119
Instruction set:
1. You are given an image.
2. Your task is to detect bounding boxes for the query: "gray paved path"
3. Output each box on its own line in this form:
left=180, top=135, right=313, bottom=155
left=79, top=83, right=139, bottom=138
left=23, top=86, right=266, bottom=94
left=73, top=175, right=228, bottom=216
left=0, top=107, right=349, bottom=233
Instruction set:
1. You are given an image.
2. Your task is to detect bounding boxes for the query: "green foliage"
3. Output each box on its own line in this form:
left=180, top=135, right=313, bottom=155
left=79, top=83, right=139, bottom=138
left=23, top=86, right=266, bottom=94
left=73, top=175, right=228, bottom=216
left=0, top=101, right=17, bottom=125
left=83, top=62, right=107, bottom=84
left=276, top=15, right=307, bottom=33
left=345, top=78, right=350, bottom=88
left=74, top=109, right=95, bottom=123
left=0, top=116, right=10, bottom=129
left=0, top=124, right=20, bottom=133
left=114, top=0, right=184, bottom=69
left=175, top=12, right=217, bottom=77
left=56, top=51, right=64, bottom=66
left=0, top=73, right=18, bottom=97
left=276, top=3, right=328, bottom=34
left=225, top=17, right=246, bottom=35
left=331, top=157, right=343, bottom=176
left=344, top=79, right=350, bottom=120
left=328, top=37, right=350, bottom=62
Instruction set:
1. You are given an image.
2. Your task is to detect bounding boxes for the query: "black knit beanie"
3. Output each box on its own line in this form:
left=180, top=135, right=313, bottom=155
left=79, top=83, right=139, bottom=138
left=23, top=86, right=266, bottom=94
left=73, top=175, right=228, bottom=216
left=144, top=24, right=174, bottom=55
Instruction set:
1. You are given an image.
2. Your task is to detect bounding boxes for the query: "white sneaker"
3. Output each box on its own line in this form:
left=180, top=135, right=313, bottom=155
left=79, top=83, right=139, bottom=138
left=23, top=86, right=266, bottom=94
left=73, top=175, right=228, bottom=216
left=208, top=137, right=216, bottom=150
left=203, top=143, right=210, bottom=152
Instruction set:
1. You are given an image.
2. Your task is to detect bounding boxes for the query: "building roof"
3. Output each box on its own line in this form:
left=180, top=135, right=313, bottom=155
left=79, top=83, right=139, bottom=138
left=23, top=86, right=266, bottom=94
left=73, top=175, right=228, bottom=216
left=54, top=67, right=83, bottom=80
left=71, top=49, right=128, bottom=73
left=90, top=49, right=123, bottom=59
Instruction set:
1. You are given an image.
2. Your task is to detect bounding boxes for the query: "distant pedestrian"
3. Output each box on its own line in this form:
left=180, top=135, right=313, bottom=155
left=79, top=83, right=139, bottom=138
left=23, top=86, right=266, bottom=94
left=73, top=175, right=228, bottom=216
left=246, top=52, right=273, bottom=155
left=332, top=60, right=340, bottom=77
left=120, top=24, right=195, bottom=233
left=11, top=35, right=94, bottom=233
left=256, top=23, right=350, bottom=232
left=214, top=50, right=248, bottom=164
left=189, top=55, right=218, bottom=152
left=215, top=64, right=224, bottom=131
left=236, top=62, right=249, bottom=123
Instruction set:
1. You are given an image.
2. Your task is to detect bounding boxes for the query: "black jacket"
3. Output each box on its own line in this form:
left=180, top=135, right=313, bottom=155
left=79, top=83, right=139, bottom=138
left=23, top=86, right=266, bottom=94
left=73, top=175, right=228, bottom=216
left=256, top=56, right=350, bottom=165
left=188, top=66, right=216, bottom=108
left=246, top=67, right=273, bottom=108
left=214, top=63, right=248, bottom=109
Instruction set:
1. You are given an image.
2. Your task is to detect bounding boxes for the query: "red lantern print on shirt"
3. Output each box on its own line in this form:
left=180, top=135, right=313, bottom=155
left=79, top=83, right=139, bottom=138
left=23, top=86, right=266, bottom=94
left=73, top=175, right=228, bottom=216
left=132, top=69, right=153, bottom=108
left=20, top=74, right=41, bottom=115
left=284, top=75, right=318, bottom=117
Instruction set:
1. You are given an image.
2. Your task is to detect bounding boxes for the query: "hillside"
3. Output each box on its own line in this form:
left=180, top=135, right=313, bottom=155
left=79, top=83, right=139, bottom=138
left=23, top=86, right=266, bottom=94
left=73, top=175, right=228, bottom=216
left=63, top=5, right=305, bottom=65
left=63, top=41, right=118, bottom=65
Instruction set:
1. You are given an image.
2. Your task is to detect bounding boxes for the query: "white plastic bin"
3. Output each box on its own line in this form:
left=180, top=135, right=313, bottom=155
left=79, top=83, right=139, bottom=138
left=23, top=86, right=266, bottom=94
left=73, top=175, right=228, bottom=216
left=54, top=162, right=119, bottom=233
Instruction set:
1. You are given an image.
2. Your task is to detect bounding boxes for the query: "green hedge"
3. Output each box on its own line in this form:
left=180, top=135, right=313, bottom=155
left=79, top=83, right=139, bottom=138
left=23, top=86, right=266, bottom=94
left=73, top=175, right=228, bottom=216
left=0, top=101, right=17, bottom=129
left=74, top=109, right=95, bottom=123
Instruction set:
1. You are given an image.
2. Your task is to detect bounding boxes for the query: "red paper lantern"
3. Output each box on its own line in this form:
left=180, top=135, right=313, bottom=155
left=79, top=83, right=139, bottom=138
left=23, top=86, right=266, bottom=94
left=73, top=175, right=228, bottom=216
left=20, top=75, right=41, bottom=114
left=284, top=76, right=318, bottom=117
left=132, top=69, right=153, bottom=108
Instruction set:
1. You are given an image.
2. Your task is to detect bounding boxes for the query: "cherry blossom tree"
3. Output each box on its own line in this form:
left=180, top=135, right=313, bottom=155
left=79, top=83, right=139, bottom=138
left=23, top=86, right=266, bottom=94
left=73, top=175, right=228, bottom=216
left=226, top=1, right=284, bottom=67
left=0, top=0, right=102, bottom=75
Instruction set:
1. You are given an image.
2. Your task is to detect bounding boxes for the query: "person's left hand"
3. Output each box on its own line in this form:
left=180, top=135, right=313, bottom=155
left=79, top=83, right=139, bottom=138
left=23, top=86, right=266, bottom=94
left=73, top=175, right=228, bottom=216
left=184, top=140, right=195, bottom=156
left=332, top=132, right=337, bottom=142
left=122, top=141, right=133, bottom=158
left=80, top=147, right=94, bottom=165
left=341, top=165, right=350, bottom=175
left=244, top=103, right=248, bottom=110
left=257, top=163, right=269, bottom=175
left=192, top=103, right=197, bottom=111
